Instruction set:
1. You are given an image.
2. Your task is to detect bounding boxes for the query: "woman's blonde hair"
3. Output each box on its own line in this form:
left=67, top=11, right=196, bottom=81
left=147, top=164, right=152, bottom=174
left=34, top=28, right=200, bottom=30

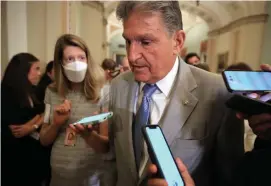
left=54, top=34, right=105, bottom=101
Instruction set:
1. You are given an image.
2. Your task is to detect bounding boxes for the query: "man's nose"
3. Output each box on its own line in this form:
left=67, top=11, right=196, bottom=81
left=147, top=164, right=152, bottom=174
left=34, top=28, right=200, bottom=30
left=127, top=42, right=141, bottom=63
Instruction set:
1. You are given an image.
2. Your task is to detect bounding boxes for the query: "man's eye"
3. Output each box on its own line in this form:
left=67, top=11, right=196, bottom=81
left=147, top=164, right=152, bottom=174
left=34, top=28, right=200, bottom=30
left=126, top=40, right=131, bottom=45
left=141, top=40, right=151, bottom=46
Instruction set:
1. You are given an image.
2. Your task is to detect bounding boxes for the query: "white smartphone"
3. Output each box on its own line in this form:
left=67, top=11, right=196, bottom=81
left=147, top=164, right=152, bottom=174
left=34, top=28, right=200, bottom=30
left=222, top=71, right=271, bottom=92
left=142, top=125, right=185, bottom=186
left=72, top=112, right=113, bottom=125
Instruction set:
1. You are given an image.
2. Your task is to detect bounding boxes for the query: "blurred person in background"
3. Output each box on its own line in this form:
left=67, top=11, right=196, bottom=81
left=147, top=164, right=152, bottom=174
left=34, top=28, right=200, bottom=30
left=194, top=63, right=210, bottom=72
left=101, top=58, right=121, bottom=82
left=39, top=34, right=111, bottom=186
left=226, top=62, right=252, bottom=71
left=35, top=60, right=55, bottom=186
left=184, top=52, right=200, bottom=65
left=36, top=60, right=55, bottom=103
left=2, top=53, right=51, bottom=186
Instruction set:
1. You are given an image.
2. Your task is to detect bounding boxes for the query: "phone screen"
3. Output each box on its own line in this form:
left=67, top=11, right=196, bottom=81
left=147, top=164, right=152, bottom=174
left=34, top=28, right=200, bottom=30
left=224, top=71, right=271, bottom=91
left=73, top=112, right=113, bottom=125
left=146, top=127, right=184, bottom=186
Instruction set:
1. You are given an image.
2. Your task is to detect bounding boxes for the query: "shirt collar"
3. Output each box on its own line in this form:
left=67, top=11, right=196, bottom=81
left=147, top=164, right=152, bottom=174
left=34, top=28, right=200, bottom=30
left=140, top=57, right=179, bottom=97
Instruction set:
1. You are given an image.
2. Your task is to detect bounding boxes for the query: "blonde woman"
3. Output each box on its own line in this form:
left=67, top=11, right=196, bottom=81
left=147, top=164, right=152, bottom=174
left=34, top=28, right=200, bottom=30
left=40, top=34, right=110, bottom=186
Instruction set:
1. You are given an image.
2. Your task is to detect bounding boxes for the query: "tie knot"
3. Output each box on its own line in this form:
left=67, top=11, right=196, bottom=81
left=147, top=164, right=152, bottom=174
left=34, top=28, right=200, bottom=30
left=142, top=84, right=157, bottom=98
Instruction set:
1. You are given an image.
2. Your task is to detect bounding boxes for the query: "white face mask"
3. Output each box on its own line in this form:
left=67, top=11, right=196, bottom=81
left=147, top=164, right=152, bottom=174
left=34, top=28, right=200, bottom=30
left=63, top=61, right=87, bottom=83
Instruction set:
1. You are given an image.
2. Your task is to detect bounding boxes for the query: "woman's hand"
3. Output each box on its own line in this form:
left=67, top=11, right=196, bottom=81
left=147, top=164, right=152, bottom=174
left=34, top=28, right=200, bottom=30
left=9, top=124, right=34, bottom=138
left=53, top=99, right=71, bottom=127
left=9, top=114, right=42, bottom=138
left=69, top=111, right=109, bottom=153
left=69, top=112, right=99, bottom=139
left=70, top=124, right=95, bottom=138
left=70, top=122, right=109, bottom=153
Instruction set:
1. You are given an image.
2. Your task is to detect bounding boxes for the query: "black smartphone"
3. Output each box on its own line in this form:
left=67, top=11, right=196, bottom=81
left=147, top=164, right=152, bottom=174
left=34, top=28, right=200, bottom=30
left=226, top=94, right=271, bottom=115
left=142, top=125, right=185, bottom=186
left=222, top=70, right=271, bottom=92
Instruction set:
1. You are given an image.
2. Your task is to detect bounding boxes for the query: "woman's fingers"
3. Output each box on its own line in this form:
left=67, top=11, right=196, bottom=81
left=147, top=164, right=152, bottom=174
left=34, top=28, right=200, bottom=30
left=69, top=124, right=80, bottom=133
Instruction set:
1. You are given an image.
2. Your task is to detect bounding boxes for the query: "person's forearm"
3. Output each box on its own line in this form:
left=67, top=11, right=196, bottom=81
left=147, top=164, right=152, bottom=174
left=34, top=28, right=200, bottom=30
left=20, top=115, right=42, bottom=134
left=29, top=115, right=44, bottom=128
left=40, top=123, right=60, bottom=146
left=24, top=115, right=40, bottom=126
left=86, top=132, right=109, bottom=153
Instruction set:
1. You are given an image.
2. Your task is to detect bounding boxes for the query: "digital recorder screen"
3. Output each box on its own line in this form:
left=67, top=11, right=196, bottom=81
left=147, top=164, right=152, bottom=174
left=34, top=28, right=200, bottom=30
left=146, top=127, right=184, bottom=186
left=224, top=71, right=271, bottom=91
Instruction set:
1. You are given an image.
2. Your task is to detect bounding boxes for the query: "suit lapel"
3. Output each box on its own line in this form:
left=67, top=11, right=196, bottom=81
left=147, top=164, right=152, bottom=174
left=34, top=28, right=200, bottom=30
left=138, top=60, right=199, bottom=184
left=161, top=60, right=198, bottom=145
left=123, top=74, right=138, bottom=181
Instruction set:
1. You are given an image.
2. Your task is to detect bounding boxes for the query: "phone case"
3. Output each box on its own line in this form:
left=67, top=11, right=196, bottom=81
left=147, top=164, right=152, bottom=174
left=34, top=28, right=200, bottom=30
left=226, top=94, right=271, bottom=115
left=72, top=112, right=113, bottom=125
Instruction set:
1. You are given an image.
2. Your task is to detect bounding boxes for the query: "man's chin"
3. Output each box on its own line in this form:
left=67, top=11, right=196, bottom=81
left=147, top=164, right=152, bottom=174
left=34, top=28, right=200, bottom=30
left=134, top=74, right=149, bottom=83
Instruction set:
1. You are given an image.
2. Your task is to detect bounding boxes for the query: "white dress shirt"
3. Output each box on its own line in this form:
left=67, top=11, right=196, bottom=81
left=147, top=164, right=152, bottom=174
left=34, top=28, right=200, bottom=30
left=134, top=57, right=179, bottom=176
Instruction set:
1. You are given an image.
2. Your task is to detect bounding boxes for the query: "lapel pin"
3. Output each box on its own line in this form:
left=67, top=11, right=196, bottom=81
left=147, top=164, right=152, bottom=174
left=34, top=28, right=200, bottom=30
left=182, top=100, right=189, bottom=105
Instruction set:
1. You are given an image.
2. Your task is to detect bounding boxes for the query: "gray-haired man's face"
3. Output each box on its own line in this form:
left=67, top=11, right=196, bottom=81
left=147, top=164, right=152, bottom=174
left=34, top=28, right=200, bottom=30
left=122, top=11, right=185, bottom=84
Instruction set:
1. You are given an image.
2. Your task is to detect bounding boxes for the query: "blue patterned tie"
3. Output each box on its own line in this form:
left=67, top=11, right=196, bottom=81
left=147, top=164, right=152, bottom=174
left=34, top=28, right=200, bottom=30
left=133, top=84, right=158, bottom=170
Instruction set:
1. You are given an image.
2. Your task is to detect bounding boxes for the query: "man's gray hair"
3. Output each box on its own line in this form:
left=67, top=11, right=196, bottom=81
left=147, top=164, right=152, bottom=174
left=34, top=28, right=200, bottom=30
left=116, top=1, right=183, bottom=35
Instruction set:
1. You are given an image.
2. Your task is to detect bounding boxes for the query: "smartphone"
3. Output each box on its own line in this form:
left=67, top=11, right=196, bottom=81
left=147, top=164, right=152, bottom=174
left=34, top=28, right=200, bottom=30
left=72, top=112, right=113, bottom=125
left=222, top=71, right=271, bottom=92
left=142, top=125, right=184, bottom=186
left=226, top=94, right=271, bottom=115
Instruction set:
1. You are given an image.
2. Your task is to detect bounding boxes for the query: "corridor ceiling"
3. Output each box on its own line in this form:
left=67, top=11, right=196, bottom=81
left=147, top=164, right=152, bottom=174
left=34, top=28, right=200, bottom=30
left=101, top=1, right=268, bottom=30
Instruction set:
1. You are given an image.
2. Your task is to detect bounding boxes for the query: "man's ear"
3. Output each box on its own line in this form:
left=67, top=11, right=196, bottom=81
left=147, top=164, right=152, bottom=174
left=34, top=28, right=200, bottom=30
left=173, top=30, right=185, bottom=55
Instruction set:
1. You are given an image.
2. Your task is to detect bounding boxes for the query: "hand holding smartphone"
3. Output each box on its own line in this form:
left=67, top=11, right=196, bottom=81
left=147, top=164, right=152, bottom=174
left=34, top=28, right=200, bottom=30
left=148, top=158, right=195, bottom=186
left=222, top=70, right=271, bottom=115
left=226, top=94, right=271, bottom=115
left=70, top=112, right=113, bottom=141
left=72, top=112, right=113, bottom=125
left=142, top=125, right=185, bottom=186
